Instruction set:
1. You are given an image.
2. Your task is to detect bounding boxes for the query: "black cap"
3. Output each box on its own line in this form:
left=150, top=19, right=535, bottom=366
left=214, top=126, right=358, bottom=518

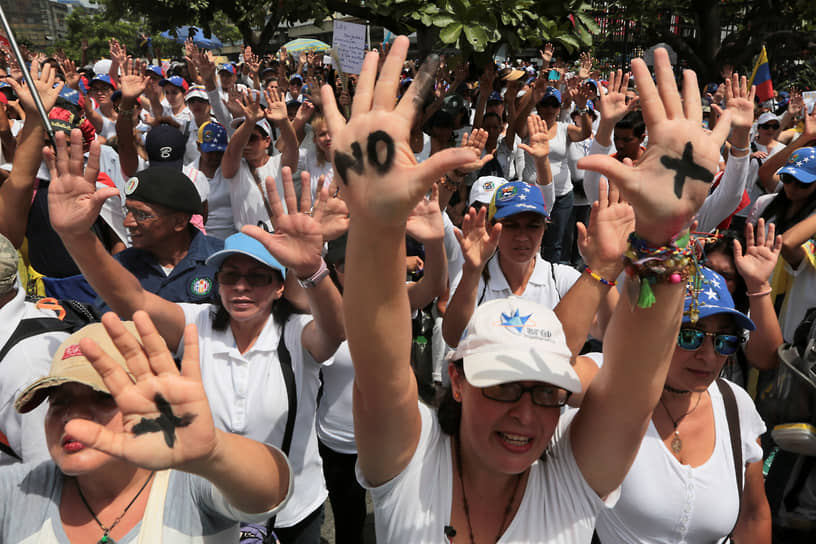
left=124, top=166, right=203, bottom=215
left=145, top=125, right=186, bottom=170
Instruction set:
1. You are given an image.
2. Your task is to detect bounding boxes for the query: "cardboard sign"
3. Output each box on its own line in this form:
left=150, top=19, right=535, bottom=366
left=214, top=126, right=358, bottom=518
left=332, top=20, right=366, bottom=75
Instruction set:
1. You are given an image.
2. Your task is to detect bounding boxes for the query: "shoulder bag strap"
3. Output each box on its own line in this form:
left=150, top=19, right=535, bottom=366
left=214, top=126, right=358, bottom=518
left=277, top=321, right=297, bottom=457
left=717, top=378, right=743, bottom=537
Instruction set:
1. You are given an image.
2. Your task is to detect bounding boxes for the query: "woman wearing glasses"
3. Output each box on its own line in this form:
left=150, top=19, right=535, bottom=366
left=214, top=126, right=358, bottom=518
left=47, top=145, right=345, bottom=544
left=591, top=266, right=772, bottom=542
left=321, top=38, right=734, bottom=542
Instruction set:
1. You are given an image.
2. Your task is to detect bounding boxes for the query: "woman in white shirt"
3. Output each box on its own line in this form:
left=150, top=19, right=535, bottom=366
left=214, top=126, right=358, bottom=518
left=48, top=153, right=345, bottom=544
left=319, top=37, right=733, bottom=542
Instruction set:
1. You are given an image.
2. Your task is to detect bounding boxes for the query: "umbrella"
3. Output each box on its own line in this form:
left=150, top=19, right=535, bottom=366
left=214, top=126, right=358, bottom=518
left=280, top=38, right=330, bottom=55
left=160, top=26, right=222, bottom=50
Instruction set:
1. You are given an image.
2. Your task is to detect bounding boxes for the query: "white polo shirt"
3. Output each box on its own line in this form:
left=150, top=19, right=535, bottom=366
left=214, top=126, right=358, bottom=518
left=449, top=253, right=580, bottom=312
left=177, top=304, right=327, bottom=528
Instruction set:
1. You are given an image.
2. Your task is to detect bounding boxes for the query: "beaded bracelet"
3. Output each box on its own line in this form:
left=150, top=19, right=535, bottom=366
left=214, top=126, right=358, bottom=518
left=583, top=265, right=617, bottom=287
left=623, top=230, right=701, bottom=316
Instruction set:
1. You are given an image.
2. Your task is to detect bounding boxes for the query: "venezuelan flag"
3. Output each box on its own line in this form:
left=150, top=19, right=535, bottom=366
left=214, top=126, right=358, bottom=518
left=748, top=46, right=774, bottom=102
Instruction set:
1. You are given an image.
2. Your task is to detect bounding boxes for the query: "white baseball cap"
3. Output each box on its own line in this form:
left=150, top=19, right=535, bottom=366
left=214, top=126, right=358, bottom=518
left=448, top=297, right=581, bottom=393
left=469, top=176, right=506, bottom=207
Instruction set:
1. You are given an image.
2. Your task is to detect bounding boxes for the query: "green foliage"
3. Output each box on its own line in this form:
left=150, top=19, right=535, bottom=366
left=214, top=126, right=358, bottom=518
left=364, top=0, right=597, bottom=56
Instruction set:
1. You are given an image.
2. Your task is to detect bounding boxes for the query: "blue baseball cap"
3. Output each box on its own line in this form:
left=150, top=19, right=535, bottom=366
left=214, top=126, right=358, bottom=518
left=683, top=267, right=754, bottom=330
left=585, top=79, right=599, bottom=92
left=539, top=87, right=561, bottom=106
left=488, top=91, right=503, bottom=103
left=218, top=63, right=236, bottom=75
left=90, top=74, right=115, bottom=89
left=488, top=181, right=549, bottom=221
left=206, top=233, right=286, bottom=278
left=58, top=86, right=80, bottom=106
left=146, top=65, right=164, bottom=78
left=159, top=76, right=189, bottom=92
left=777, top=147, right=816, bottom=184
left=289, top=73, right=303, bottom=83
left=197, top=121, right=228, bottom=153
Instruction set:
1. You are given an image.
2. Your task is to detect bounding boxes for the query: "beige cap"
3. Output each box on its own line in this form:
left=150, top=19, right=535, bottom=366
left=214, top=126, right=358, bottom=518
left=15, top=322, right=140, bottom=413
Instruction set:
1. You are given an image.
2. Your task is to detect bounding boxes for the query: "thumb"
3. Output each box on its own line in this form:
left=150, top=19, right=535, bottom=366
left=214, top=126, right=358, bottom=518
left=416, top=147, right=480, bottom=188
left=576, top=222, right=588, bottom=252
left=91, top=186, right=120, bottom=207
left=577, top=154, right=636, bottom=193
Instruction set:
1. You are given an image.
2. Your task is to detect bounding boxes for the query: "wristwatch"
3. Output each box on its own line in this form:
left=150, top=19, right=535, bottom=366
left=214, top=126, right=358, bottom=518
left=297, top=259, right=330, bottom=289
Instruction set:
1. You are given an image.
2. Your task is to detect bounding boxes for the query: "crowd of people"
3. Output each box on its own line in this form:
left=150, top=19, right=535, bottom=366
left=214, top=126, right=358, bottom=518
left=0, top=30, right=814, bottom=544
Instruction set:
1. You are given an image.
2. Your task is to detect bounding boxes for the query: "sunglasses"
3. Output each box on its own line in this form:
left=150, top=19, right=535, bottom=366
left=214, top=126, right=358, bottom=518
left=216, top=270, right=278, bottom=287
left=780, top=173, right=812, bottom=188
left=538, top=100, right=560, bottom=109
left=677, top=328, right=742, bottom=356
left=759, top=123, right=780, bottom=130
left=481, top=383, right=571, bottom=408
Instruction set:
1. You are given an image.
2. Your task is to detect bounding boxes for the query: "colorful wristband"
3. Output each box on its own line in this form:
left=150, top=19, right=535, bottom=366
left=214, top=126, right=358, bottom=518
left=583, top=265, right=617, bottom=287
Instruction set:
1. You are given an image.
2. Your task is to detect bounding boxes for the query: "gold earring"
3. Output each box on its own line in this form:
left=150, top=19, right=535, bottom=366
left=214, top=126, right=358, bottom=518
left=453, top=391, right=461, bottom=401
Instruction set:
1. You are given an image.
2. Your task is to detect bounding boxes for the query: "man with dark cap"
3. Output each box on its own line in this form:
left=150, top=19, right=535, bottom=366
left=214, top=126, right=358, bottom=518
left=110, top=166, right=223, bottom=304
left=0, top=233, right=71, bottom=465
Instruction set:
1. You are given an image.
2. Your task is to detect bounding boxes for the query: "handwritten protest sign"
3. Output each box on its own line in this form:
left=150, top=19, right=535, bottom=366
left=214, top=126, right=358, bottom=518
left=332, top=20, right=366, bottom=75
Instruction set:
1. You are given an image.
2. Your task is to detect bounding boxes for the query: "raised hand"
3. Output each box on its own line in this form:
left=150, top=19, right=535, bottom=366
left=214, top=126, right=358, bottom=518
left=263, top=87, right=288, bottom=123
left=319, top=36, right=479, bottom=226
left=717, top=73, right=755, bottom=130
left=406, top=184, right=444, bottom=243
left=574, top=82, right=594, bottom=109
left=59, top=57, right=80, bottom=90
left=7, top=57, right=63, bottom=115
left=455, top=128, right=493, bottom=173
left=577, top=48, right=732, bottom=245
left=733, top=218, right=782, bottom=292
left=540, top=43, right=554, bottom=64
left=118, top=58, right=148, bottom=103
left=518, top=114, right=551, bottom=159
left=788, top=87, right=803, bottom=119
left=578, top=52, right=593, bottom=79
left=243, top=167, right=327, bottom=278
left=576, top=179, right=634, bottom=279
left=108, top=38, right=127, bottom=66
left=233, top=89, right=265, bottom=123
left=454, top=206, right=501, bottom=272
left=68, top=311, right=217, bottom=471
left=244, top=45, right=261, bottom=77
left=45, top=130, right=118, bottom=239
left=597, top=69, right=631, bottom=125
left=317, top=180, right=350, bottom=241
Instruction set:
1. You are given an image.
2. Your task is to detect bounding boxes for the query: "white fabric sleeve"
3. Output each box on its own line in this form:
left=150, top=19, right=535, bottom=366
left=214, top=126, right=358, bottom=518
left=539, top=182, right=556, bottom=216
left=207, top=89, right=234, bottom=136
left=583, top=138, right=613, bottom=205
left=694, top=154, right=749, bottom=232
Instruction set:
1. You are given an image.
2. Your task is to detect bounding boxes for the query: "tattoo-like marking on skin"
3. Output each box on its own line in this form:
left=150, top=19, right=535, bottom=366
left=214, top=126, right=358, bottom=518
left=333, top=141, right=364, bottom=185
left=366, top=131, right=395, bottom=174
left=132, top=393, right=195, bottom=448
left=660, top=142, right=715, bottom=199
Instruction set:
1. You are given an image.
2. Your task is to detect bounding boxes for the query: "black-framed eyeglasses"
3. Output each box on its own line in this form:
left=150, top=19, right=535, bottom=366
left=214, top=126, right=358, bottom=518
left=216, top=270, right=278, bottom=287
left=481, top=383, right=571, bottom=407
left=677, top=328, right=743, bottom=356
left=124, top=206, right=159, bottom=223
left=780, top=173, right=812, bottom=188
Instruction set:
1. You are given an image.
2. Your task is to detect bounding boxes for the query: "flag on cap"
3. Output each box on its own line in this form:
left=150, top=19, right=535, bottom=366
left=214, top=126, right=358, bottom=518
left=748, top=46, right=773, bottom=103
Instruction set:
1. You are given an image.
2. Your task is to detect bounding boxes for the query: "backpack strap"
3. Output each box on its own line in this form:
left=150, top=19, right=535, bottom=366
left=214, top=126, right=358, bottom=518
left=0, top=430, right=21, bottom=461
left=0, top=317, right=73, bottom=362
left=277, top=321, right=297, bottom=457
left=717, top=378, right=743, bottom=535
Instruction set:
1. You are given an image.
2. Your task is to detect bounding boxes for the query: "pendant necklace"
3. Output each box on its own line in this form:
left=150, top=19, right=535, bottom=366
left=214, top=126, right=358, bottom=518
left=75, top=471, right=155, bottom=544
left=453, top=436, right=525, bottom=543
left=660, top=393, right=703, bottom=454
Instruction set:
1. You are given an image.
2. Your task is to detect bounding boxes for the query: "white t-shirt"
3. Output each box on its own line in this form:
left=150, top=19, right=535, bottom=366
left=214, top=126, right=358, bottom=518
left=595, top=379, right=765, bottom=544
left=779, top=241, right=816, bottom=342
left=0, top=287, right=70, bottom=465
left=316, top=341, right=356, bottom=454
left=449, top=253, right=580, bottom=311
left=358, top=403, right=618, bottom=543
left=227, top=156, right=284, bottom=233
left=177, top=305, right=327, bottom=527
left=549, top=122, right=573, bottom=197
left=204, top=166, right=236, bottom=241
left=0, top=461, right=290, bottom=543
left=297, top=147, right=334, bottom=201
